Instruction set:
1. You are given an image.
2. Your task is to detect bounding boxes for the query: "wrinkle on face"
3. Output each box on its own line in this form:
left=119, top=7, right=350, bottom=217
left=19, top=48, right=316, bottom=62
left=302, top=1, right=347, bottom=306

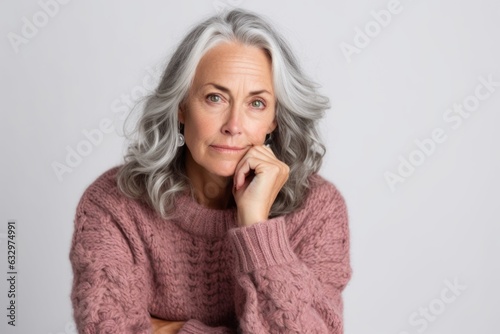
left=179, top=41, right=277, bottom=208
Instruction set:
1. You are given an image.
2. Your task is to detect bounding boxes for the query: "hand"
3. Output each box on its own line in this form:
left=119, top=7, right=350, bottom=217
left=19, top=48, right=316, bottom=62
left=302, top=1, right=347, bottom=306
left=150, top=316, right=185, bottom=334
left=232, top=145, right=289, bottom=227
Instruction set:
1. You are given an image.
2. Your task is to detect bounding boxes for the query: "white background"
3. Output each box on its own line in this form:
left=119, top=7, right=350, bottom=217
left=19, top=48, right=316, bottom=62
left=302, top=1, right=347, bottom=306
left=1, top=0, right=499, bottom=333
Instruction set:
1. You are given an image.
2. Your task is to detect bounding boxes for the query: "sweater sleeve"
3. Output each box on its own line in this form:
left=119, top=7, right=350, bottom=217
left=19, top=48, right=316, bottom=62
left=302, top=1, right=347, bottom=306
left=227, top=182, right=352, bottom=333
left=69, top=193, right=153, bottom=334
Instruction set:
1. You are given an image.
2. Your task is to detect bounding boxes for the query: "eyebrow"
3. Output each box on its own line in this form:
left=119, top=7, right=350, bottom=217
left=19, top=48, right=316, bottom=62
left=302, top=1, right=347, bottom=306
left=203, top=83, right=272, bottom=96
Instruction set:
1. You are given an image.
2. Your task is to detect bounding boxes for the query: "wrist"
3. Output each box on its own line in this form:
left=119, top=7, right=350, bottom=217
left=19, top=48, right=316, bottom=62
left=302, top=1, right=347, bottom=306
left=229, top=216, right=296, bottom=273
left=237, top=210, right=268, bottom=227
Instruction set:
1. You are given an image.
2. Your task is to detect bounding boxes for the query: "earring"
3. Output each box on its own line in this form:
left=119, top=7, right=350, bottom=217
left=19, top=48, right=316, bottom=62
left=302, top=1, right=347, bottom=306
left=177, top=133, right=185, bottom=147
left=177, top=123, right=185, bottom=147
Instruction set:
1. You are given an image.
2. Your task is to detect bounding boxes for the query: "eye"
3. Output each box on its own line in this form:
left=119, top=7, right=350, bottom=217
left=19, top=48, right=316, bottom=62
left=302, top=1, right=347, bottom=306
left=207, top=94, right=222, bottom=103
left=251, top=99, right=265, bottom=109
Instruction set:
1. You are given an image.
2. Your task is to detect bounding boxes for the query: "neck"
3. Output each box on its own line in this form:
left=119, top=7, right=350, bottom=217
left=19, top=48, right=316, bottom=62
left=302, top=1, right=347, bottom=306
left=185, top=150, right=235, bottom=209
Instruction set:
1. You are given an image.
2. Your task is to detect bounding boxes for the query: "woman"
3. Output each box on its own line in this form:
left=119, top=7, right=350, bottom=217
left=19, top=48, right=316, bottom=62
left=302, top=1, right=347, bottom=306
left=69, top=9, right=352, bottom=334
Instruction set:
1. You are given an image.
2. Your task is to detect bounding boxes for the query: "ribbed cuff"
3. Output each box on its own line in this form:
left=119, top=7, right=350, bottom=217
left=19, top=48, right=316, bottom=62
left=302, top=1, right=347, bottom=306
left=228, top=217, right=297, bottom=273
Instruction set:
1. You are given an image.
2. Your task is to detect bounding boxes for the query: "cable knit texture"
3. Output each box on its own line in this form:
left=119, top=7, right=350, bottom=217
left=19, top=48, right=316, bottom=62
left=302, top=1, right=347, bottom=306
left=69, top=166, right=352, bottom=333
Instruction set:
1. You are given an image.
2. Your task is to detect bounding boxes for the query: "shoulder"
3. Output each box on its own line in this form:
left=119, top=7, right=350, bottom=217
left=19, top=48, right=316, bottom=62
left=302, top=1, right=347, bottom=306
left=303, top=173, right=348, bottom=215
left=285, top=173, right=349, bottom=235
left=74, top=165, right=133, bottom=228
left=77, top=165, right=122, bottom=205
left=70, top=166, right=152, bottom=280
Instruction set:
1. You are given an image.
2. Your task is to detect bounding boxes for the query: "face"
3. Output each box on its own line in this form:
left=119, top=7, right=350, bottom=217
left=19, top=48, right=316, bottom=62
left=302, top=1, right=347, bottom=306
left=179, top=42, right=277, bottom=178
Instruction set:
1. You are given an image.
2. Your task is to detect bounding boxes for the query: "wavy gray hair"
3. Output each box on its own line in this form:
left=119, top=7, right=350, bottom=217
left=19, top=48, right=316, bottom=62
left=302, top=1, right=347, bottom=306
left=117, top=9, right=330, bottom=219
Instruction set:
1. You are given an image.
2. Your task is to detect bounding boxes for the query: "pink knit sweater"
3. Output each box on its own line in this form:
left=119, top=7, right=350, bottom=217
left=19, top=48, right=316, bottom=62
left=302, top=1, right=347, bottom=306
left=69, top=166, right=352, bottom=333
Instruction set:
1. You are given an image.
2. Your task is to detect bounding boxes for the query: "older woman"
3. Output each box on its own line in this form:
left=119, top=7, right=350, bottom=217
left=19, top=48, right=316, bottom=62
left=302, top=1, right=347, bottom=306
left=70, top=9, right=352, bottom=334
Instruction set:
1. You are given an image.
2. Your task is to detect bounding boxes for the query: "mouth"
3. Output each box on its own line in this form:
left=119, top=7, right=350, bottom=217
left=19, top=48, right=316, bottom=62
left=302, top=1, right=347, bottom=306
left=210, top=145, right=247, bottom=153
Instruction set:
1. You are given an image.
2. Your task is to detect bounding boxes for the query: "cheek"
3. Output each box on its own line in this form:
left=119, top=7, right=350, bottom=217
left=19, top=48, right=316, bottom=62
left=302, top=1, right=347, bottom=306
left=184, top=122, right=202, bottom=147
left=249, top=129, right=266, bottom=142
left=248, top=121, right=272, bottom=141
left=183, top=113, right=214, bottom=148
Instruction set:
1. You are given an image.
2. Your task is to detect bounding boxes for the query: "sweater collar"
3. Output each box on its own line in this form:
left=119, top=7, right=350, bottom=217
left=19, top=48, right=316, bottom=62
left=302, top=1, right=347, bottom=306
left=171, top=192, right=239, bottom=238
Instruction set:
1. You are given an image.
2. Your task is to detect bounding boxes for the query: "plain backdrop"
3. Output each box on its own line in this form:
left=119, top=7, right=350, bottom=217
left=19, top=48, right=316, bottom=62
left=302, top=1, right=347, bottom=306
left=1, top=0, right=499, bottom=333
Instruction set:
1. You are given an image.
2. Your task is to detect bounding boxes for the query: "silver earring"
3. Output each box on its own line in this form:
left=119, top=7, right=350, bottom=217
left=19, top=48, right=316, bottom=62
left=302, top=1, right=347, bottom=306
left=177, top=123, right=185, bottom=147
left=177, top=133, right=185, bottom=147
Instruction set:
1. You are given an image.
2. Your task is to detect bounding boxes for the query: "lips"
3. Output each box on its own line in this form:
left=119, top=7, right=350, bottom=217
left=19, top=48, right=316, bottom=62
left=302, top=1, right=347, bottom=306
left=210, top=145, right=247, bottom=153
left=212, top=145, right=245, bottom=150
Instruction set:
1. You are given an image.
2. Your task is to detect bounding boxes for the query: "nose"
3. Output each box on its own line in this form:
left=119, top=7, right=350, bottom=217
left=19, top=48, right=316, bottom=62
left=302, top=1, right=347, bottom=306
left=221, top=104, right=243, bottom=136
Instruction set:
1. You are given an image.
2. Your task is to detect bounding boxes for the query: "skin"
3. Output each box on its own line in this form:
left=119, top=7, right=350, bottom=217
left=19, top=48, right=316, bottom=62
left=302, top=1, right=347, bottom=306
left=150, top=41, right=289, bottom=333
left=150, top=317, right=185, bottom=333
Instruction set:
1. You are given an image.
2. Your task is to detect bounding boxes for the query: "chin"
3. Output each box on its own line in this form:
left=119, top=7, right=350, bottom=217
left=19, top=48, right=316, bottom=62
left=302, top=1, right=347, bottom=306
left=207, top=162, right=237, bottom=177
left=213, top=166, right=237, bottom=177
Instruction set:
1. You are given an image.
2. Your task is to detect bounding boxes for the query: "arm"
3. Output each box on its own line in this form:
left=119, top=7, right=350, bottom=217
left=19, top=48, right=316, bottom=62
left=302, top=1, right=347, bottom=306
left=228, top=183, right=352, bottom=333
left=71, top=189, right=236, bottom=334
left=69, top=194, right=153, bottom=334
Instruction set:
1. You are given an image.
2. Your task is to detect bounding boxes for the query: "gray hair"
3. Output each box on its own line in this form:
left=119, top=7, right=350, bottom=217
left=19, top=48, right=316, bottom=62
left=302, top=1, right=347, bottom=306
left=117, top=8, right=330, bottom=219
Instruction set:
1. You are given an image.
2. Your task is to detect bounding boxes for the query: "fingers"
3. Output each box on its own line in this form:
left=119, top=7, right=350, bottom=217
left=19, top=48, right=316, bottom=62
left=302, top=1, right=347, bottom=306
left=233, top=146, right=285, bottom=190
left=254, top=143, right=276, bottom=158
left=232, top=144, right=289, bottom=227
left=234, top=158, right=252, bottom=191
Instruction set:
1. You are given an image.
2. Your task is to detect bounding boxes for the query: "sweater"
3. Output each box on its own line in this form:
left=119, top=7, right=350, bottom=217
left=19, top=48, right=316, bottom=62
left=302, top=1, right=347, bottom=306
left=69, top=165, right=352, bottom=334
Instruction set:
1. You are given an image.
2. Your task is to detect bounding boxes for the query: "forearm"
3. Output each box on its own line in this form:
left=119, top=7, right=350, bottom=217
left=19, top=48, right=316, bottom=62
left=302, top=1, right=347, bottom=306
left=228, top=216, right=350, bottom=333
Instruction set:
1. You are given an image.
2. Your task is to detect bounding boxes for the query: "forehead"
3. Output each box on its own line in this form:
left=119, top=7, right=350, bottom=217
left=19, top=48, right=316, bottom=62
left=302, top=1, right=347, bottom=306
left=193, top=42, right=273, bottom=87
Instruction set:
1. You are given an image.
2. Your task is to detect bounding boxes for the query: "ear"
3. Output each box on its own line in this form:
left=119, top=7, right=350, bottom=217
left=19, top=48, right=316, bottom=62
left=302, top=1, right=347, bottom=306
left=268, top=118, right=277, bottom=133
